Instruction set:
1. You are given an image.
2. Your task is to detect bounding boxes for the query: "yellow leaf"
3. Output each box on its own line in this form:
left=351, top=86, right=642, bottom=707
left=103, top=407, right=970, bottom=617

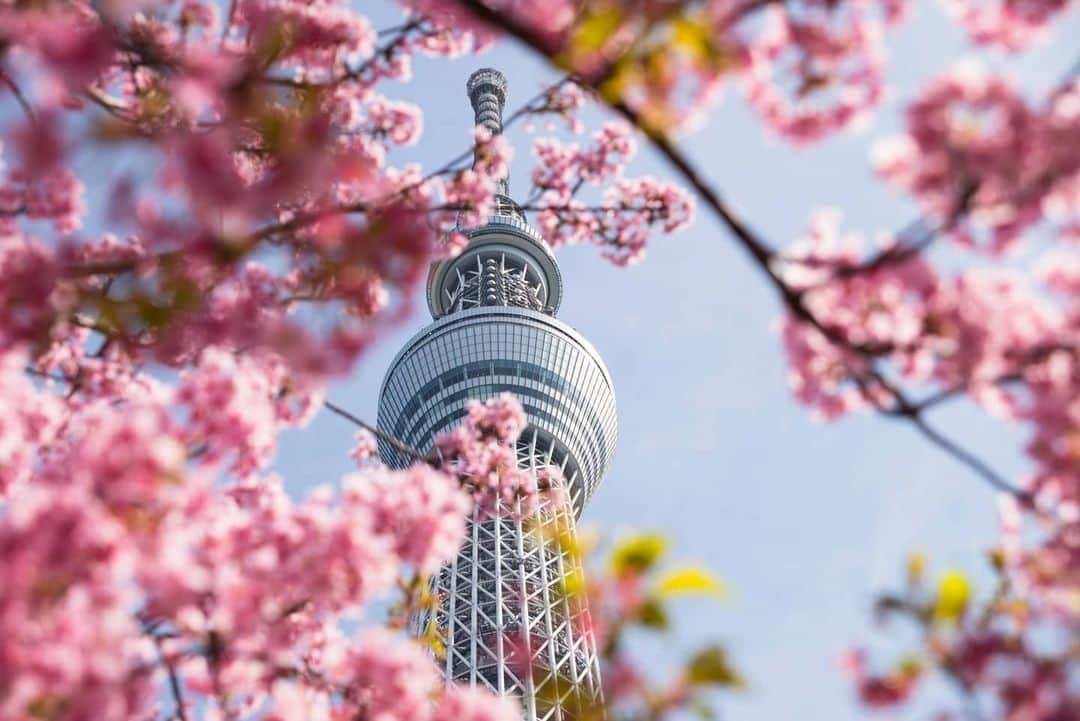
left=988, top=547, right=1006, bottom=572
left=897, top=656, right=923, bottom=678
left=655, top=565, right=729, bottom=599
left=636, top=598, right=670, bottom=630
left=687, top=645, right=745, bottom=688
left=561, top=566, right=586, bottom=599
left=422, top=620, right=446, bottom=659
left=906, top=551, right=926, bottom=586
left=610, top=533, right=667, bottom=575
left=597, top=55, right=637, bottom=106
left=933, top=569, right=971, bottom=623
left=572, top=6, right=624, bottom=52
left=669, top=15, right=712, bottom=62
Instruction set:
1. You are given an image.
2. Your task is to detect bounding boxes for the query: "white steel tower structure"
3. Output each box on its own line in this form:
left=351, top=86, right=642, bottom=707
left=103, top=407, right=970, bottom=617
left=378, top=69, right=617, bottom=721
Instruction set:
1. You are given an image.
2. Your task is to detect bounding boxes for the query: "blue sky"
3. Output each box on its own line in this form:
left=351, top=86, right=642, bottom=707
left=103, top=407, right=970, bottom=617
left=269, top=3, right=1080, bottom=719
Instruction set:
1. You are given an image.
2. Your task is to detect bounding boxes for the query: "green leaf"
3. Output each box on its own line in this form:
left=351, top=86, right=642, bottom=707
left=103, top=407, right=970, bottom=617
left=636, top=598, right=669, bottom=630
left=655, top=566, right=729, bottom=599
left=690, top=698, right=718, bottom=720
left=687, top=645, right=744, bottom=688
left=610, top=533, right=667, bottom=575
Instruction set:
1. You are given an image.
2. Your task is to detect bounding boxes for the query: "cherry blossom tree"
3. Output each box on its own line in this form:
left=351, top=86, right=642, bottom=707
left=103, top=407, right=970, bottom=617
left=0, top=1, right=1076, bottom=721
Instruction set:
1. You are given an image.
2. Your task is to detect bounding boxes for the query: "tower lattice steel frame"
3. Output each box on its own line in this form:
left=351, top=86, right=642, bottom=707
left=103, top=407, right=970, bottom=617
left=377, top=69, right=618, bottom=720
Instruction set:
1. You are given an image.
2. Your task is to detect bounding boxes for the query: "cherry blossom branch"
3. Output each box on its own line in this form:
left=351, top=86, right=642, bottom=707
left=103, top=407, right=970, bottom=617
left=911, top=413, right=1026, bottom=498
left=0, top=66, right=35, bottom=121
left=66, top=199, right=474, bottom=277
left=911, top=342, right=1076, bottom=413
left=784, top=183, right=978, bottom=283
left=518, top=203, right=667, bottom=213
left=846, top=366, right=1029, bottom=499
left=260, top=20, right=424, bottom=89
left=152, top=632, right=188, bottom=721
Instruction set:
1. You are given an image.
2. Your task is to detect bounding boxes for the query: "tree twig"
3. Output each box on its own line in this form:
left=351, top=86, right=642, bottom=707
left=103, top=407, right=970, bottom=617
left=150, top=632, right=188, bottom=721
left=323, top=399, right=432, bottom=465
left=0, top=66, right=35, bottom=121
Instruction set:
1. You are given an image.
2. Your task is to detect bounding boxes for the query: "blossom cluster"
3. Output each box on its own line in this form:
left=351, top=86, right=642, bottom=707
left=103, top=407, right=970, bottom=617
left=0, top=338, right=546, bottom=721
left=775, top=65, right=1078, bottom=721
left=840, top=554, right=1076, bottom=721
left=873, top=63, right=1080, bottom=253
left=0, top=1, right=697, bottom=394
left=744, top=1, right=888, bottom=143
left=531, top=122, right=695, bottom=264
left=518, top=0, right=1071, bottom=146
left=434, top=393, right=564, bottom=516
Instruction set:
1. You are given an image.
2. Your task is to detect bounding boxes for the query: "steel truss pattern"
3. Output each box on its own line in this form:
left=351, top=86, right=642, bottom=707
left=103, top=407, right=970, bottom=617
left=442, top=253, right=547, bottom=315
left=414, top=429, right=603, bottom=720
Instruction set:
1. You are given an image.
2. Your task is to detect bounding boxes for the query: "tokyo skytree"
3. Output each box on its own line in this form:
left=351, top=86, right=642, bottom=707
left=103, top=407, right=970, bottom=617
left=377, top=68, right=618, bottom=720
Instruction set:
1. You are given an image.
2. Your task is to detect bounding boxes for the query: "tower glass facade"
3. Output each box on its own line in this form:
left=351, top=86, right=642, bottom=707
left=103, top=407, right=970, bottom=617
left=377, top=69, right=617, bottom=721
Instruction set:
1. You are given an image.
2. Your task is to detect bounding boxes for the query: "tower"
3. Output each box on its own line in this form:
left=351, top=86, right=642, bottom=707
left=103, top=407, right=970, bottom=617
left=377, top=69, right=617, bottom=720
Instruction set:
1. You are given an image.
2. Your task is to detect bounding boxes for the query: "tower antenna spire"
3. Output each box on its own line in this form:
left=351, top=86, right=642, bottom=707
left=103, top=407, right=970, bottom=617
left=467, top=67, right=510, bottom=197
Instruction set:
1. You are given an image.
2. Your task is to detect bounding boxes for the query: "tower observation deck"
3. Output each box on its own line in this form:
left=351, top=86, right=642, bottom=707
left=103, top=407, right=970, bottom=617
left=377, top=69, right=618, bottom=720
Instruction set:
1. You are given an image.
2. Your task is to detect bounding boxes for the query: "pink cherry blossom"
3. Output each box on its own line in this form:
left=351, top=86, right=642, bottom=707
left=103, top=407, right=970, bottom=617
left=178, top=347, right=279, bottom=478
left=0, top=234, right=62, bottom=351
left=350, top=428, right=380, bottom=466
left=873, top=63, right=1079, bottom=253
left=434, top=685, right=521, bottom=721
left=601, top=177, right=696, bottom=266
left=441, top=168, right=498, bottom=228
left=838, top=648, right=920, bottom=707
left=433, top=394, right=561, bottom=516
left=0, top=347, right=61, bottom=497
left=343, top=465, right=471, bottom=576
left=530, top=122, right=692, bottom=263
left=326, top=628, right=440, bottom=720
left=778, top=210, right=934, bottom=418
left=0, top=486, right=154, bottom=721
left=745, top=3, right=886, bottom=143
left=0, top=8, right=114, bottom=91
left=364, top=95, right=425, bottom=147
left=532, top=122, right=637, bottom=202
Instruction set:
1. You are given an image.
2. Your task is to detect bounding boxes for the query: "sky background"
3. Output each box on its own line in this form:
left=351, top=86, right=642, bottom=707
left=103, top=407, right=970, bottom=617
left=261, top=3, right=1074, bottom=720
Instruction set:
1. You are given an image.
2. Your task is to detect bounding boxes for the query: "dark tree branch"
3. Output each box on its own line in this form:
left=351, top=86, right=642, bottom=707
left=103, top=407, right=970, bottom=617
left=784, top=182, right=977, bottom=285
left=149, top=629, right=188, bottom=721
left=323, top=399, right=432, bottom=465
left=0, top=66, right=35, bottom=121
